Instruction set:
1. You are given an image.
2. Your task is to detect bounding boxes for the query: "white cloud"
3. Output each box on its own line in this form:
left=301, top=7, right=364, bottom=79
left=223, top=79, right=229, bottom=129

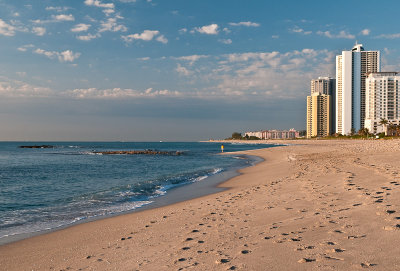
left=211, top=49, right=334, bottom=98
left=66, top=87, right=180, bottom=98
left=0, top=19, right=16, bottom=36
left=376, top=33, right=400, bottom=39
left=137, top=57, right=150, bottom=61
left=360, top=29, right=370, bottom=36
left=195, top=24, right=218, bottom=35
left=175, top=55, right=209, bottom=65
left=223, top=27, right=231, bottom=34
left=0, top=77, right=53, bottom=97
left=71, top=23, right=91, bottom=32
left=317, top=30, right=355, bottom=39
left=156, top=35, right=168, bottom=44
left=122, top=30, right=158, bottom=41
left=60, top=50, right=81, bottom=62
left=219, top=39, right=232, bottom=44
left=99, top=17, right=127, bottom=32
left=84, top=0, right=115, bottom=9
left=34, top=48, right=81, bottom=62
left=122, top=30, right=167, bottom=43
left=32, top=26, right=46, bottom=36
left=229, top=21, right=260, bottom=27
left=103, top=9, right=115, bottom=15
left=175, top=64, right=192, bottom=76
left=17, top=44, right=34, bottom=52
left=179, top=28, right=187, bottom=34
left=45, top=6, right=70, bottom=12
left=165, top=49, right=335, bottom=99
left=272, top=35, right=279, bottom=39
left=34, top=48, right=57, bottom=59
left=119, top=0, right=137, bottom=2
left=76, top=33, right=99, bottom=41
left=51, top=14, right=75, bottom=22
left=290, top=26, right=312, bottom=35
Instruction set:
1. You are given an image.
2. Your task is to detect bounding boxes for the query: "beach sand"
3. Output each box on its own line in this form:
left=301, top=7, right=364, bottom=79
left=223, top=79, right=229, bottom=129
left=1, top=139, right=400, bottom=270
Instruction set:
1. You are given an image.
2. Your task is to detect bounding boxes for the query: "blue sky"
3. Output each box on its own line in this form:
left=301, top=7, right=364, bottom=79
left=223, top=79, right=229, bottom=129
left=1, top=0, right=400, bottom=141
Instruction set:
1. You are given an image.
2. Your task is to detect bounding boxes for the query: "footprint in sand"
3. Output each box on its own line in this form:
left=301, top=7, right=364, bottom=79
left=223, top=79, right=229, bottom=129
left=360, top=262, right=377, bottom=268
left=325, top=241, right=336, bottom=245
left=332, top=248, right=346, bottom=253
left=298, top=258, right=316, bottom=263
left=296, top=245, right=315, bottom=251
left=264, top=236, right=274, bottom=240
left=216, top=259, right=230, bottom=264
left=347, top=235, right=366, bottom=239
left=325, top=256, right=344, bottom=261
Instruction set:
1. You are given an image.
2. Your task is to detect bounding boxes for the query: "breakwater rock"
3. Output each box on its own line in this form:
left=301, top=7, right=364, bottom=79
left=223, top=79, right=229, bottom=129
left=19, top=145, right=55, bottom=149
left=93, top=150, right=183, bottom=155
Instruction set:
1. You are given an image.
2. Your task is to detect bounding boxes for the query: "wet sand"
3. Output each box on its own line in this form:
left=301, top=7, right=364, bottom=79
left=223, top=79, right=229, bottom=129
left=1, top=139, right=400, bottom=270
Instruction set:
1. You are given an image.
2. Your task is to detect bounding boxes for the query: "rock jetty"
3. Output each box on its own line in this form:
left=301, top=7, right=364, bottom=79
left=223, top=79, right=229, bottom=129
left=93, top=150, right=183, bottom=155
left=19, top=145, right=55, bottom=149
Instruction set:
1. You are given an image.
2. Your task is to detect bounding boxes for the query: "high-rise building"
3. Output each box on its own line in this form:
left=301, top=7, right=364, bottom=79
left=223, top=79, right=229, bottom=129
left=311, top=77, right=336, bottom=134
left=336, top=44, right=380, bottom=135
left=307, top=93, right=331, bottom=138
left=365, top=72, right=400, bottom=134
left=311, top=77, right=335, bottom=95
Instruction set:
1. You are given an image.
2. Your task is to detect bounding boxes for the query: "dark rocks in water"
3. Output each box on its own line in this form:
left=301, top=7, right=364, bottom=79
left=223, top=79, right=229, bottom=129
left=19, top=145, right=55, bottom=149
left=93, top=150, right=183, bottom=155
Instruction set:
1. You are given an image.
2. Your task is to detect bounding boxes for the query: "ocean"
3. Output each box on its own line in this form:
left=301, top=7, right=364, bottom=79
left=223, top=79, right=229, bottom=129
left=0, top=141, right=279, bottom=244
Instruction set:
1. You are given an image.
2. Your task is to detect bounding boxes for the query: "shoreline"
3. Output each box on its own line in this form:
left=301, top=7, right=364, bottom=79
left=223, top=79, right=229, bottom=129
left=2, top=139, right=400, bottom=270
left=0, top=152, right=264, bottom=246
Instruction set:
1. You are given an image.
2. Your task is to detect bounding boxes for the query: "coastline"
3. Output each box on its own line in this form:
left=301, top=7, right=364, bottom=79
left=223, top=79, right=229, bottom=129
left=0, top=152, right=263, bottom=246
left=2, top=139, right=400, bottom=270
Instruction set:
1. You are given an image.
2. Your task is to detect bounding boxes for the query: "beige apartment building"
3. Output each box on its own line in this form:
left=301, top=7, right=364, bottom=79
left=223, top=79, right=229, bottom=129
left=311, top=77, right=335, bottom=134
left=307, top=93, right=331, bottom=138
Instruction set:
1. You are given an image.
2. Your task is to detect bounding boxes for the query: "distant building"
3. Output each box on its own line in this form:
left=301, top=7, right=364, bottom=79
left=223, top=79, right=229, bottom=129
left=307, top=93, right=331, bottom=138
left=244, top=129, right=300, bottom=139
left=336, top=43, right=380, bottom=135
left=262, top=129, right=299, bottom=139
left=310, top=77, right=336, bottom=135
left=364, top=72, right=400, bottom=134
left=244, top=131, right=263, bottom=139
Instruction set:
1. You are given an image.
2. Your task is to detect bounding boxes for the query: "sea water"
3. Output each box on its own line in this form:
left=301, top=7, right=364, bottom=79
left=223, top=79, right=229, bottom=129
left=0, top=141, right=278, bottom=243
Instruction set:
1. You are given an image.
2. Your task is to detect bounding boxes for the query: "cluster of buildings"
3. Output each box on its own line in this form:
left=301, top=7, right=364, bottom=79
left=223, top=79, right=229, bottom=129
left=307, top=43, right=400, bottom=138
left=244, top=129, right=300, bottom=139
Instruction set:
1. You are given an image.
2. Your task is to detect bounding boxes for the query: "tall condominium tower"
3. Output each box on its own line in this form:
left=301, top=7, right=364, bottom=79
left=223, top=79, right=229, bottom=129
left=311, top=77, right=336, bottom=135
left=311, top=77, right=335, bottom=95
left=336, top=44, right=380, bottom=135
left=365, top=72, right=400, bottom=134
left=307, top=93, right=331, bottom=138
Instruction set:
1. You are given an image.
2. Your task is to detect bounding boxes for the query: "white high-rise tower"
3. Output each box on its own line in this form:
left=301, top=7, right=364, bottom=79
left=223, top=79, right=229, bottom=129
left=336, top=44, right=380, bottom=135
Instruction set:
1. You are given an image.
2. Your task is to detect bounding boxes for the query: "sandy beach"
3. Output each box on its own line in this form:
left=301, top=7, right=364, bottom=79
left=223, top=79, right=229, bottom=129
left=1, top=139, right=400, bottom=270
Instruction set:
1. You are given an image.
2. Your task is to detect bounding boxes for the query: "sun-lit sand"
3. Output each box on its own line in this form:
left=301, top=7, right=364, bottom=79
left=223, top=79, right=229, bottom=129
left=1, top=139, right=400, bottom=270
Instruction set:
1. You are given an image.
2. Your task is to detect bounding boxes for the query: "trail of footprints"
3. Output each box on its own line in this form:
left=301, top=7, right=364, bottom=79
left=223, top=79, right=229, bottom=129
left=78, top=147, right=399, bottom=270
left=264, top=155, right=383, bottom=268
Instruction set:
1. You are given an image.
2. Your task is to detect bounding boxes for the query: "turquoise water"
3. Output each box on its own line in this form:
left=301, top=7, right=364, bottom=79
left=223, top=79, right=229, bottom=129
left=0, top=142, right=278, bottom=241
